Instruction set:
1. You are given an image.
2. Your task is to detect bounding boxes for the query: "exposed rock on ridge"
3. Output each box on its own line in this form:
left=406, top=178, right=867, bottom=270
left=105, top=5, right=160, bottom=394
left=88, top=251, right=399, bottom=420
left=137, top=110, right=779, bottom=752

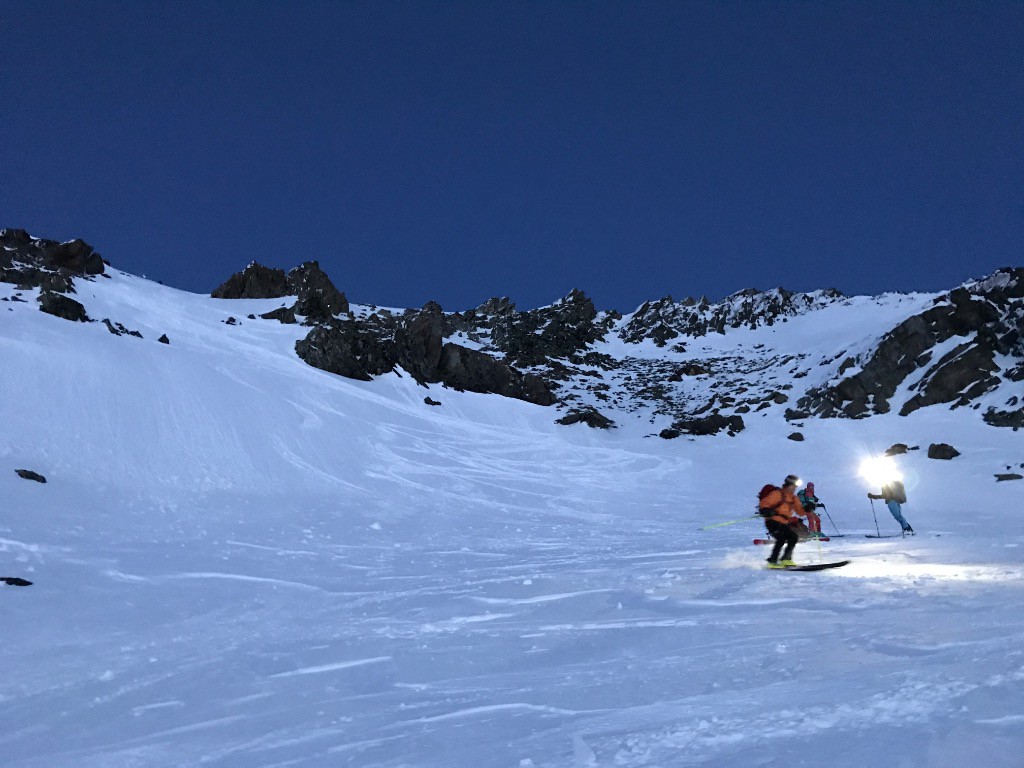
left=1, top=228, right=106, bottom=294
left=212, top=261, right=349, bottom=324
left=793, top=270, right=1024, bottom=425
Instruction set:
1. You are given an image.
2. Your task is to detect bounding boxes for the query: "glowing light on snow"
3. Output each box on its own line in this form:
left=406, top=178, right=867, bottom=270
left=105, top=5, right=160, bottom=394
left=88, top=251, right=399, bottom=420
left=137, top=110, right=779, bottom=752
left=858, top=455, right=902, bottom=487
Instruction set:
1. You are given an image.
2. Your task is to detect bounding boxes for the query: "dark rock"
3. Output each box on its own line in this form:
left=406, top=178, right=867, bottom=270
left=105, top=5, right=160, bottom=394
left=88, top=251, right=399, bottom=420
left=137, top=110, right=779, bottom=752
left=289, top=261, right=349, bottom=323
left=436, top=343, right=556, bottom=406
left=1, top=230, right=108, bottom=293
left=620, top=288, right=845, bottom=342
left=212, top=260, right=348, bottom=324
left=556, top=406, right=615, bottom=429
left=15, top=469, right=46, bottom=483
left=659, top=428, right=682, bottom=439
left=41, top=239, right=105, bottom=275
left=669, top=413, right=745, bottom=437
left=295, top=319, right=398, bottom=382
left=884, top=443, right=909, bottom=456
left=899, top=342, right=1000, bottom=415
left=158, top=334, right=170, bottom=344
left=260, top=305, right=297, bottom=324
left=983, top=407, right=1024, bottom=430
left=927, top=443, right=961, bottom=460
left=787, top=432, right=804, bottom=441
left=796, top=282, right=1015, bottom=419
left=492, top=289, right=607, bottom=367
left=225, top=317, right=238, bottom=325
left=995, top=473, right=1023, bottom=482
left=102, top=319, right=142, bottom=337
left=668, top=362, right=711, bottom=381
left=38, top=291, right=89, bottom=322
left=211, top=263, right=290, bottom=299
left=424, top=397, right=442, bottom=406
left=396, top=303, right=446, bottom=383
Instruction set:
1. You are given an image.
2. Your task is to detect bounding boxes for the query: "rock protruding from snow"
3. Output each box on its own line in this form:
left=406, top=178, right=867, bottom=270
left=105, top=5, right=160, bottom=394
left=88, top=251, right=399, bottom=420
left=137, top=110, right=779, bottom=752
left=38, top=291, right=89, bottom=322
left=211, top=263, right=290, bottom=299
left=294, top=301, right=555, bottom=406
left=15, top=468, right=46, bottom=483
left=1, top=229, right=105, bottom=294
left=795, top=276, right=1024, bottom=422
left=556, top=406, right=615, bottom=429
left=928, top=443, right=961, bottom=460
left=620, top=287, right=845, bottom=344
left=490, top=289, right=614, bottom=368
left=213, top=260, right=349, bottom=324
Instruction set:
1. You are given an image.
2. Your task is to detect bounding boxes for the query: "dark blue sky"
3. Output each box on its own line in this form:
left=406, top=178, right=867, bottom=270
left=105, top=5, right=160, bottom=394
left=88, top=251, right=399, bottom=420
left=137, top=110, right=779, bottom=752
left=2, top=2, right=1021, bottom=311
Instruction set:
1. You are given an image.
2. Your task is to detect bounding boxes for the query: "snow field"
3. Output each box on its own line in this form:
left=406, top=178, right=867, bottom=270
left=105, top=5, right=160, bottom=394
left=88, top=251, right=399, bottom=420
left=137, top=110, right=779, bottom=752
left=1, top=272, right=1023, bottom=767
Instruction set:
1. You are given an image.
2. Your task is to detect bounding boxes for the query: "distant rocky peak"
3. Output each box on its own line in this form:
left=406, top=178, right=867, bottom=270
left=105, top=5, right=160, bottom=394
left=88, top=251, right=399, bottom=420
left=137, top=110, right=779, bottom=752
left=211, top=262, right=289, bottom=299
left=619, top=286, right=845, bottom=344
left=212, top=260, right=349, bottom=324
left=1, top=229, right=105, bottom=294
left=964, top=267, right=1024, bottom=300
left=288, top=261, right=349, bottom=322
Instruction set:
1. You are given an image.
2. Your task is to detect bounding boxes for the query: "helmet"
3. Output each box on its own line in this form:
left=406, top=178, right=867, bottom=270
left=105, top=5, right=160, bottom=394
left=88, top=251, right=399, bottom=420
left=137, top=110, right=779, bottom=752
left=806, top=482, right=815, bottom=494
left=783, top=474, right=801, bottom=487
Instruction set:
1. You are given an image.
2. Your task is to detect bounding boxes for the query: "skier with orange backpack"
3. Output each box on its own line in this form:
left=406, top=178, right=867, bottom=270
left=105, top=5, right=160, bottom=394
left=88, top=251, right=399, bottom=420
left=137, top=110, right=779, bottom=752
left=757, top=474, right=808, bottom=568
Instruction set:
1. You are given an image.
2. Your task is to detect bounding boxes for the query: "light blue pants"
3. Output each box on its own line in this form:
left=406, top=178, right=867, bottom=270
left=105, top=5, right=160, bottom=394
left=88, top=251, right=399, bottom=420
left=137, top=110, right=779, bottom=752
left=887, top=500, right=911, bottom=530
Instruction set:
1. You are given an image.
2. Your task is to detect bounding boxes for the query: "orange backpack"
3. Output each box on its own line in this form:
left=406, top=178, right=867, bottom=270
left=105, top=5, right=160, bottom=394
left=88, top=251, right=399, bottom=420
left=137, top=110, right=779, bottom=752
left=757, top=484, right=782, bottom=516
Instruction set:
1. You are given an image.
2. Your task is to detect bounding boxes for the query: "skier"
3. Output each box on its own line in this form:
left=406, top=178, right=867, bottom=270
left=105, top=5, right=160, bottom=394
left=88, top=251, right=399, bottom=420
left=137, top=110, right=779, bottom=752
left=868, top=480, right=913, bottom=534
left=758, top=474, right=808, bottom=568
left=796, top=481, right=824, bottom=537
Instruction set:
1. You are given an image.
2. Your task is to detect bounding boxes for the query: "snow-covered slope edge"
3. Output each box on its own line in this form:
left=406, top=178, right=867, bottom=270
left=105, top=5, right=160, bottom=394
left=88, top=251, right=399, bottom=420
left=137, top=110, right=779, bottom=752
left=2, top=229, right=1024, bottom=768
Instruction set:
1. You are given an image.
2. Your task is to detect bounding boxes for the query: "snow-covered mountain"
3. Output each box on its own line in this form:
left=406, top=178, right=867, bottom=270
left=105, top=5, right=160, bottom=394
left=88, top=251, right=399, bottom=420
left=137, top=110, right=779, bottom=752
left=2, top=228, right=1023, bottom=767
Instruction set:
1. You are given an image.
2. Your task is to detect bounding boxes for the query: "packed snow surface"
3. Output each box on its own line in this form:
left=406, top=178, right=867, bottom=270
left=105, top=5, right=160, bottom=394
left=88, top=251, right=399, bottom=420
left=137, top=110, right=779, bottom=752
left=1, top=273, right=1022, bottom=767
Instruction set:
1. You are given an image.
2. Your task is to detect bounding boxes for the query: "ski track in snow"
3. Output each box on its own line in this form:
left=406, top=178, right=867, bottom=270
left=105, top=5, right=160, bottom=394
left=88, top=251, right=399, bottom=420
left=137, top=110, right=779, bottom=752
left=2, top=272, right=1024, bottom=767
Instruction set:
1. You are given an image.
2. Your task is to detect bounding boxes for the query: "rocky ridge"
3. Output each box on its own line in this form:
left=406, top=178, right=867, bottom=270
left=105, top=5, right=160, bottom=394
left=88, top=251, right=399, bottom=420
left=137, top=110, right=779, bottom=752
left=4, top=228, right=1023, bottom=435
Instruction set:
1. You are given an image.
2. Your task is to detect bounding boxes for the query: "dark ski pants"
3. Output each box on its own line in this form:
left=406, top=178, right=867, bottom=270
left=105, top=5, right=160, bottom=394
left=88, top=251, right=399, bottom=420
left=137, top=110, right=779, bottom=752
left=765, top=519, right=798, bottom=563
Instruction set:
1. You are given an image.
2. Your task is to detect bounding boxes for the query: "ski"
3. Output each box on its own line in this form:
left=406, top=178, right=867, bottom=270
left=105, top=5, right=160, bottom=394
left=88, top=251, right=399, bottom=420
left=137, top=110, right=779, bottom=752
left=1, top=577, right=32, bottom=587
left=865, top=534, right=901, bottom=539
left=767, top=560, right=850, bottom=571
left=754, top=537, right=829, bottom=545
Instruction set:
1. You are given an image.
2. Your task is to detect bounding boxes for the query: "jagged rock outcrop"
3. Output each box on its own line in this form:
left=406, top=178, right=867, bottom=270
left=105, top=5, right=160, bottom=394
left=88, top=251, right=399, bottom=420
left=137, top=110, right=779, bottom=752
left=620, top=288, right=845, bottom=343
left=1, top=229, right=105, bottom=293
left=211, top=263, right=289, bottom=299
left=295, top=318, right=398, bottom=382
left=38, top=291, right=89, bottom=322
left=289, top=261, right=349, bottom=322
left=436, top=343, right=555, bottom=405
left=490, top=289, right=612, bottom=367
left=795, top=271, right=1024, bottom=421
left=213, top=260, right=349, bottom=324
left=292, top=300, right=555, bottom=406
left=556, top=406, right=615, bottom=429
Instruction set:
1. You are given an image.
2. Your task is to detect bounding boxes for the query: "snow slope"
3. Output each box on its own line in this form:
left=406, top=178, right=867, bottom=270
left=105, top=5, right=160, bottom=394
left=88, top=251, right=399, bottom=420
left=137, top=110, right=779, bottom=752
left=1, top=272, right=1023, bottom=767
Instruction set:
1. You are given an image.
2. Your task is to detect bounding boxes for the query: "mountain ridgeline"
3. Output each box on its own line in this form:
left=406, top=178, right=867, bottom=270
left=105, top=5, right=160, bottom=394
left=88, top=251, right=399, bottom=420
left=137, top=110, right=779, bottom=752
left=4, top=227, right=1023, bottom=435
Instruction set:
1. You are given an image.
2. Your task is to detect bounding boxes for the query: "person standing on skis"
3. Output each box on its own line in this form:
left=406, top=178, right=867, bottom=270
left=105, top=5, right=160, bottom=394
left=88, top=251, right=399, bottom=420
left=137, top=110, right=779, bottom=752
left=759, top=474, right=807, bottom=567
left=868, top=480, right=913, bottom=534
left=797, top=481, right=824, bottom=537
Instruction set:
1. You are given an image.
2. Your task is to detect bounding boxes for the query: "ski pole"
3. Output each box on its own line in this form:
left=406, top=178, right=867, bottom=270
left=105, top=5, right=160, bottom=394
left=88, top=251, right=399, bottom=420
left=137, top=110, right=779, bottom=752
left=699, top=515, right=758, bottom=531
left=820, top=504, right=842, bottom=535
left=869, top=497, right=881, bottom=537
